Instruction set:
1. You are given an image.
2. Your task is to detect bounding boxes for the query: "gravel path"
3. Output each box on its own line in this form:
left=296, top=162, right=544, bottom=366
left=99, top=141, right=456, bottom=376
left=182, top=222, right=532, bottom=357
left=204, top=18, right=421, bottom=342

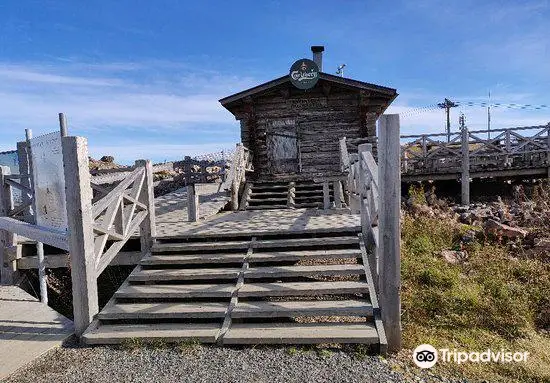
left=3, top=341, right=469, bottom=383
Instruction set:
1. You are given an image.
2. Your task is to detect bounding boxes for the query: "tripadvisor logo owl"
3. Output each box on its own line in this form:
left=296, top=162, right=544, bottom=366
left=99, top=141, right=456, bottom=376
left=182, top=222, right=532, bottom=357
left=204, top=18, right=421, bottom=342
left=413, top=344, right=438, bottom=368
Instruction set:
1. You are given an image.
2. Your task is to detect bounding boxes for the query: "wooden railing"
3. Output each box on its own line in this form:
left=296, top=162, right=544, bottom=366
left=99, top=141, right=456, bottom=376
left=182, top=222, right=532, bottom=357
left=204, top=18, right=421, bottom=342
left=224, top=143, right=253, bottom=211
left=89, top=162, right=154, bottom=275
left=64, top=137, right=156, bottom=336
left=401, top=124, right=550, bottom=178
left=344, top=114, right=402, bottom=353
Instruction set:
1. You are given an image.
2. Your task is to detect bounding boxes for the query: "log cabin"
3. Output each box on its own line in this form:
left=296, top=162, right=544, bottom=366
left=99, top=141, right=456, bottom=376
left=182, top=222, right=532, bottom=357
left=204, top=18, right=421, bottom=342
left=219, top=46, right=398, bottom=182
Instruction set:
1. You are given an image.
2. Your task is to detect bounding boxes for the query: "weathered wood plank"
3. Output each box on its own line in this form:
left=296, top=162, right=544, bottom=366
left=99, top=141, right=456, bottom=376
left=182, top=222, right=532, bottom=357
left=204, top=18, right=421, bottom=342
left=377, top=114, right=402, bottom=353
left=245, top=264, right=364, bottom=279
left=83, top=323, right=221, bottom=345
left=129, top=266, right=241, bottom=282
left=62, top=136, right=98, bottom=336
left=238, top=281, right=369, bottom=297
left=115, top=282, right=235, bottom=299
left=98, top=302, right=229, bottom=320
left=223, top=323, right=379, bottom=345
left=232, top=300, right=373, bottom=318
left=0, top=217, right=68, bottom=251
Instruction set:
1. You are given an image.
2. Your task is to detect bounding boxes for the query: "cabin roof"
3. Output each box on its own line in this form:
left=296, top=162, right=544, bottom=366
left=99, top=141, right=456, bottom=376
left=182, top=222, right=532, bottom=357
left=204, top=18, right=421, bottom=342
left=219, top=72, right=398, bottom=109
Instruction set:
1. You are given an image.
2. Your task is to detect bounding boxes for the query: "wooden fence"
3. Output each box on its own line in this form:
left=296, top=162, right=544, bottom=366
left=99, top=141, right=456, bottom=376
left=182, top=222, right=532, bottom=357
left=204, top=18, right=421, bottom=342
left=401, top=124, right=550, bottom=203
left=340, top=114, right=401, bottom=352
left=0, top=133, right=156, bottom=336
left=224, top=143, right=253, bottom=211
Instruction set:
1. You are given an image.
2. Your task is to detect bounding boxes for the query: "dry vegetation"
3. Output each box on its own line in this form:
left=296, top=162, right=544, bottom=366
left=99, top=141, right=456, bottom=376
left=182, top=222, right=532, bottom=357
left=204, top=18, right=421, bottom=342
left=393, top=183, right=550, bottom=382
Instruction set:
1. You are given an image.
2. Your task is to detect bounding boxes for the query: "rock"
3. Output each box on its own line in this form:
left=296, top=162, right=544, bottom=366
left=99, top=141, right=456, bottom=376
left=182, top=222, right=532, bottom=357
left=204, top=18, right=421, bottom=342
left=461, top=230, right=477, bottom=244
left=453, top=205, right=469, bottom=213
left=411, top=203, right=435, bottom=217
left=440, top=250, right=468, bottom=264
left=484, top=219, right=528, bottom=239
left=459, top=212, right=473, bottom=224
left=534, top=237, right=550, bottom=248
left=100, top=155, right=114, bottom=163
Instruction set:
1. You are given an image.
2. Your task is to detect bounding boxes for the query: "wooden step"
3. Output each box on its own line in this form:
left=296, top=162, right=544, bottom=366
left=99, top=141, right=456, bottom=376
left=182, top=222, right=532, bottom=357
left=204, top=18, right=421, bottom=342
left=231, top=299, right=373, bottom=318
left=141, top=253, right=245, bottom=266
left=250, top=248, right=361, bottom=262
left=294, top=203, right=322, bottom=208
left=246, top=205, right=289, bottom=210
left=115, top=283, right=235, bottom=299
left=253, top=236, right=359, bottom=249
left=141, top=249, right=360, bottom=266
left=98, top=302, right=229, bottom=320
left=129, top=267, right=240, bottom=282
left=251, top=185, right=288, bottom=191
left=152, top=240, right=250, bottom=253
left=83, top=323, right=221, bottom=345
left=248, top=197, right=288, bottom=203
left=153, top=236, right=359, bottom=254
left=250, top=192, right=288, bottom=197
left=238, top=281, right=369, bottom=297
left=244, top=264, right=364, bottom=279
left=223, top=322, right=379, bottom=344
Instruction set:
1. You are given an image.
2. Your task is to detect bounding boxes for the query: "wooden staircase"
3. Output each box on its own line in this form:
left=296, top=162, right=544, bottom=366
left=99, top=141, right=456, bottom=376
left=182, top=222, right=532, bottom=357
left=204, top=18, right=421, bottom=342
left=241, top=181, right=335, bottom=210
left=83, top=230, right=386, bottom=350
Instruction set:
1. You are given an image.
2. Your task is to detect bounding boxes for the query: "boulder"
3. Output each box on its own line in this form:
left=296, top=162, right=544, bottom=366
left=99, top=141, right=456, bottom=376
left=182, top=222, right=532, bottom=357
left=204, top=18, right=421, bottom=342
left=484, top=219, right=528, bottom=239
left=100, top=155, right=115, bottom=163
left=440, top=250, right=468, bottom=264
left=459, top=212, right=473, bottom=224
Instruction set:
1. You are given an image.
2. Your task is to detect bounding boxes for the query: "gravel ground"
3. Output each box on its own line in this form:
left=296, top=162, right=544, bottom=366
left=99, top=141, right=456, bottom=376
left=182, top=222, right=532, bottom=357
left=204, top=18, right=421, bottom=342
left=3, top=340, right=468, bottom=383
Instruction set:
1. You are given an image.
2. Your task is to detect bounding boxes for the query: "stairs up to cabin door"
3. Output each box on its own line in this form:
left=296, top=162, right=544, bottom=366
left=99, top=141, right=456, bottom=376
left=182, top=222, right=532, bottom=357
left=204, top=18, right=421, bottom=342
left=82, top=230, right=386, bottom=351
left=241, top=181, right=335, bottom=210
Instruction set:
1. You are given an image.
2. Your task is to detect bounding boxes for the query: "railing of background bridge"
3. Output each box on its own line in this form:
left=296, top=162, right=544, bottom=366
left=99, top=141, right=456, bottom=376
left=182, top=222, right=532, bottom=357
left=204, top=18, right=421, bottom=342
left=401, top=124, right=550, bottom=176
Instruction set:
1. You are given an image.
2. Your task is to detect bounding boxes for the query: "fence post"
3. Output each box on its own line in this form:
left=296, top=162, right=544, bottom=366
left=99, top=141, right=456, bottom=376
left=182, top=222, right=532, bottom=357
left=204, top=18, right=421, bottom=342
left=135, top=160, right=156, bottom=256
left=378, top=114, right=401, bottom=353
left=62, top=136, right=98, bottom=336
left=333, top=180, right=343, bottom=208
left=461, top=127, right=470, bottom=206
left=17, top=141, right=33, bottom=220
left=187, top=184, right=199, bottom=222
left=0, top=166, right=16, bottom=285
left=322, top=181, right=330, bottom=210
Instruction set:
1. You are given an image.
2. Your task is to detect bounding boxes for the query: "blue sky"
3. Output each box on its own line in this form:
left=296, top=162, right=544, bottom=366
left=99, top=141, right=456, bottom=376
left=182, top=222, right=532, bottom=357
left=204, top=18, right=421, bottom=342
left=0, top=0, right=549, bottom=163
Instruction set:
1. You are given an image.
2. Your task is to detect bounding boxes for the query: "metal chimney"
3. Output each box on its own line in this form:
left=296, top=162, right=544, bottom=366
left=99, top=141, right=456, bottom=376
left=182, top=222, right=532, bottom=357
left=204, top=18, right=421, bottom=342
left=311, top=46, right=324, bottom=72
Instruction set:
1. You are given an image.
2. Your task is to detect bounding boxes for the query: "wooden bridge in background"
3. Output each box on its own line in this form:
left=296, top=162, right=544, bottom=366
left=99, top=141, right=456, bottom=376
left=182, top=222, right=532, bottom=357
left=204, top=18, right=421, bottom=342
left=400, top=124, right=550, bottom=204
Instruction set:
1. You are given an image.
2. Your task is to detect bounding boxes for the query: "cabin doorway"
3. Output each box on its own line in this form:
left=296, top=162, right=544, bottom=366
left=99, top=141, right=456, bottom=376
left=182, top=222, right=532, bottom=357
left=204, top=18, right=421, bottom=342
left=266, top=119, right=300, bottom=174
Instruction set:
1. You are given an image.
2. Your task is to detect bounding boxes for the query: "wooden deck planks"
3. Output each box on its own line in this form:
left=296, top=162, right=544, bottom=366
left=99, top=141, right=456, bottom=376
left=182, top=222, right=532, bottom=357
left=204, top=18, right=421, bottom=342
left=0, top=286, right=74, bottom=381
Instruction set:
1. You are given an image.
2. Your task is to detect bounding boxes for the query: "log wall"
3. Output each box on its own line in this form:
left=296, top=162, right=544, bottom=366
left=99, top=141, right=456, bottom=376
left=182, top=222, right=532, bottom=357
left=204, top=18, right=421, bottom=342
left=240, top=84, right=376, bottom=180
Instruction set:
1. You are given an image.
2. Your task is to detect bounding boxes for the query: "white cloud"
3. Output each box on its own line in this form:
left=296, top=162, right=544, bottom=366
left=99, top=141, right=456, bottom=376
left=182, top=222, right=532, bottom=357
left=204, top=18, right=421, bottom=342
left=0, top=60, right=255, bottom=135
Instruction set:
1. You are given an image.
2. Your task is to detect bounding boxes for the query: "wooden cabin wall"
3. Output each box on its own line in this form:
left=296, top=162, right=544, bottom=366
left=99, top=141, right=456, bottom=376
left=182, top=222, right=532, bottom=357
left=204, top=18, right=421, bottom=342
left=241, top=84, right=371, bottom=180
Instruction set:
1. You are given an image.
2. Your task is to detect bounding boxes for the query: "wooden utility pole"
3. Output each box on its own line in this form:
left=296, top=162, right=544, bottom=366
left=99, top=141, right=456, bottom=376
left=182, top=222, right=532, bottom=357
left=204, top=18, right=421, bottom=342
left=438, top=98, right=458, bottom=142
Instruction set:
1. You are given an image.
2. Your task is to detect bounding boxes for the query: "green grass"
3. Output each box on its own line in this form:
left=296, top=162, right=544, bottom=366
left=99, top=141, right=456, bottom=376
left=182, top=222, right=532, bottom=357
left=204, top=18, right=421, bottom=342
left=400, top=213, right=550, bottom=382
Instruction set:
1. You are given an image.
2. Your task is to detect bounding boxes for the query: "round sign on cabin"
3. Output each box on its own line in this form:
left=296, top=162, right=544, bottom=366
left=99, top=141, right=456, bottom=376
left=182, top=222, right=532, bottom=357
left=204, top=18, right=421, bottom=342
left=289, top=58, right=319, bottom=90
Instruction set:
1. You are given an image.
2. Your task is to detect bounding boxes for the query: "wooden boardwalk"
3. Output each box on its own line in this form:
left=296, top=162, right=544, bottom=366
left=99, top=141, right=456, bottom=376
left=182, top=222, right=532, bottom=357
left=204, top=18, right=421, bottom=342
left=0, top=286, right=73, bottom=380
left=156, top=207, right=360, bottom=238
